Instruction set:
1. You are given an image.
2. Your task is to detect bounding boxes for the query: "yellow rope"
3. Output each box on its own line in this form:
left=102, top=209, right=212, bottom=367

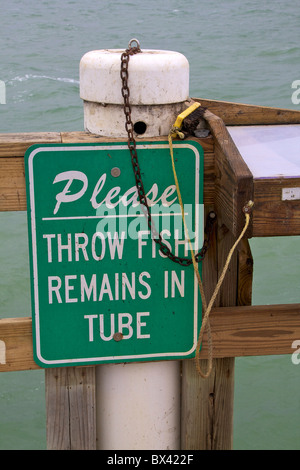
left=168, top=130, right=251, bottom=378
left=194, top=211, right=250, bottom=377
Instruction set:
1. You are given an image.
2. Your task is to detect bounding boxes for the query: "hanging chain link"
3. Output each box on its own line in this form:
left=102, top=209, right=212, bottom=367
left=120, top=40, right=216, bottom=266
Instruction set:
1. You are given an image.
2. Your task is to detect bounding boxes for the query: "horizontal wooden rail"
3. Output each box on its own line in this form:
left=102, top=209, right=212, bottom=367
left=0, top=131, right=215, bottom=211
left=1, top=303, right=299, bottom=372
left=2, top=111, right=300, bottom=237
left=253, top=178, right=300, bottom=237
left=194, top=98, right=300, bottom=125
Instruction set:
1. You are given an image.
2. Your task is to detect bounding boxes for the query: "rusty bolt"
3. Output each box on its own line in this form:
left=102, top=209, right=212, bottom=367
left=243, top=200, right=254, bottom=214
left=111, top=167, right=121, bottom=177
left=113, top=332, right=123, bottom=342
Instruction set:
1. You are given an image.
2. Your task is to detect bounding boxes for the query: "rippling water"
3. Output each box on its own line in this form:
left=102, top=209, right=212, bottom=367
left=0, top=0, right=300, bottom=450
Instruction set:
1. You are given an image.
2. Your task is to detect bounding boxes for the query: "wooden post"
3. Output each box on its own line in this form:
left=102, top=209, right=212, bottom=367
left=45, top=366, right=96, bottom=450
left=181, top=208, right=253, bottom=450
left=237, top=239, right=253, bottom=307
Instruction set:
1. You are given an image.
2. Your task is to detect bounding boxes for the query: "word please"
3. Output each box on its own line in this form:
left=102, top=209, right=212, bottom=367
left=53, top=170, right=177, bottom=214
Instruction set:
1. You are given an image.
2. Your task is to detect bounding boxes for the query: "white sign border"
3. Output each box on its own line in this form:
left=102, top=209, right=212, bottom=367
left=27, top=143, right=203, bottom=366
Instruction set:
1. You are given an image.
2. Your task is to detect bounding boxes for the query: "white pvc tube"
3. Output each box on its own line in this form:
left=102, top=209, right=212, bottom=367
left=80, top=48, right=189, bottom=138
left=80, top=48, right=189, bottom=105
left=96, top=361, right=181, bottom=450
left=80, top=45, right=189, bottom=450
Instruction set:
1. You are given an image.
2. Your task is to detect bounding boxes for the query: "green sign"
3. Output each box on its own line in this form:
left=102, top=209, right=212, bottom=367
left=25, top=141, right=204, bottom=367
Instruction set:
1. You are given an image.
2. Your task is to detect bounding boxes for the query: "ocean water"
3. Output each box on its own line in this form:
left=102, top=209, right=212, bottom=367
left=0, top=0, right=300, bottom=450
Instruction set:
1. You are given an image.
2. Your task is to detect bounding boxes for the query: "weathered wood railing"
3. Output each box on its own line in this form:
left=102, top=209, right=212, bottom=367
left=1, top=303, right=300, bottom=372
left=1, top=99, right=300, bottom=450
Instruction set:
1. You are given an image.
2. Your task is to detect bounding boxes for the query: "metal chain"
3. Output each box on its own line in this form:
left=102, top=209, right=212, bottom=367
left=120, top=40, right=216, bottom=266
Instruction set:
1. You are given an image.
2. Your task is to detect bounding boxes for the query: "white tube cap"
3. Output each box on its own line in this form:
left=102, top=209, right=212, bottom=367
left=80, top=48, right=189, bottom=105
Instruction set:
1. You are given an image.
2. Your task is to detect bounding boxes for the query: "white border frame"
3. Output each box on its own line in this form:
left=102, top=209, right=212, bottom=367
left=27, top=143, right=202, bottom=365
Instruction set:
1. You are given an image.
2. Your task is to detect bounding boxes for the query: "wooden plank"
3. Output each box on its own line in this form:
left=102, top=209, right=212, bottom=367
left=181, top=204, right=218, bottom=450
left=181, top=357, right=234, bottom=450
left=61, top=131, right=122, bottom=144
left=201, top=303, right=300, bottom=358
left=0, top=132, right=214, bottom=210
left=0, top=132, right=61, bottom=157
left=46, top=366, right=96, bottom=450
left=203, top=152, right=215, bottom=206
left=61, top=130, right=215, bottom=152
left=253, top=178, right=300, bottom=237
left=181, top=211, right=237, bottom=450
left=0, top=157, right=26, bottom=211
left=237, top=239, right=253, bottom=306
left=0, top=132, right=61, bottom=211
left=0, top=317, right=40, bottom=371
left=2, top=303, right=300, bottom=372
left=194, top=98, right=300, bottom=125
left=45, top=368, right=71, bottom=449
left=207, top=215, right=237, bottom=450
left=204, top=109, right=253, bottom=237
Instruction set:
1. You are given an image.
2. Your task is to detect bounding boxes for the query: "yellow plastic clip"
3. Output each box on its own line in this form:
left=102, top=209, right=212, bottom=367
left=170, top=101, right=201, bottom=139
